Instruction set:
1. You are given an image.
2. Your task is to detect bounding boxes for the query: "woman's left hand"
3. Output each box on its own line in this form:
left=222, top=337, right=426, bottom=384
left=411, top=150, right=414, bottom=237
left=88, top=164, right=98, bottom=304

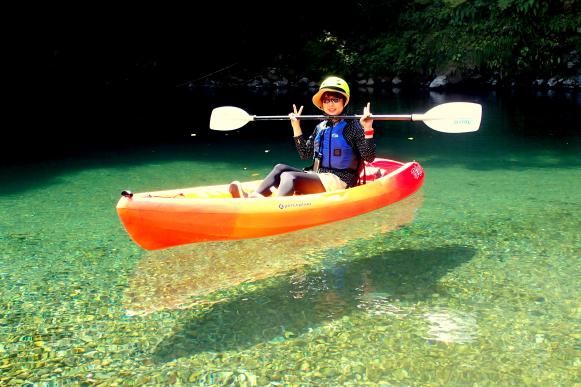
left=360, top=102, right=374, bottom=131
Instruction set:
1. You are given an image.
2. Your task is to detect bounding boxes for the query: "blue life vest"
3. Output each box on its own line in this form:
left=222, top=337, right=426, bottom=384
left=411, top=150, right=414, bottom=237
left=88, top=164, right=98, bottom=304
left=313, top=120, right=359, bottom=171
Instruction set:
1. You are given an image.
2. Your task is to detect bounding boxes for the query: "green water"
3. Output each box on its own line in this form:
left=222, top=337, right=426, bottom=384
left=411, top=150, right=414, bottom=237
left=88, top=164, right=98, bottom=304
left=1, top=90, right=579, bottom=385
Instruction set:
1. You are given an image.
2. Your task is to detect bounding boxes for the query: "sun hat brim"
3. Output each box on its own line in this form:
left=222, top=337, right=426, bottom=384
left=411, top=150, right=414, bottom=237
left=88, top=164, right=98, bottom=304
left=312, top=88, right=350, bottom=110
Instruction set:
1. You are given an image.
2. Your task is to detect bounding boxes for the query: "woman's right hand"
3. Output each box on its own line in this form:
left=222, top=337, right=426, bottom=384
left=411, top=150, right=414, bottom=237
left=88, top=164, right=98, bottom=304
left=289, top=104, right=304, bottom=136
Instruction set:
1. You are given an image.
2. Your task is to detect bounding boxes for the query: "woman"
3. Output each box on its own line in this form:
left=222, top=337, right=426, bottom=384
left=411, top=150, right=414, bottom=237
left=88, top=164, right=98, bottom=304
left=230, top=76, right=376, bottom=198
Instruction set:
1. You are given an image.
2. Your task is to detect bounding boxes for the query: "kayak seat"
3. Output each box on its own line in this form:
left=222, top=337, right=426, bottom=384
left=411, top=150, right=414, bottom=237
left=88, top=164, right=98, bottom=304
left=360, top=165, right=386, bottom=183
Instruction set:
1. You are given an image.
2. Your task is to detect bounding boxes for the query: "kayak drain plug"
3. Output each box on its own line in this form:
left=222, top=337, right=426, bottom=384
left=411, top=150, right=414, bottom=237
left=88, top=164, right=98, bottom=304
left=121, top=190, right=133, bottom=198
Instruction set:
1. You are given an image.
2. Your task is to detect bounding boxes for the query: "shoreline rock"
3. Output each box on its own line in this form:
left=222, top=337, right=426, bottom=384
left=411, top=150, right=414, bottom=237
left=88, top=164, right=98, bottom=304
left=189, top=65, right=581, bottom=92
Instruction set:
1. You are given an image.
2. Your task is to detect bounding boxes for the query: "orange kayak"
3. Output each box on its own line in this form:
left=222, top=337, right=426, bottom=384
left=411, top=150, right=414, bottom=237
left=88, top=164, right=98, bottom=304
left=116, top=158, right=424, bottom=250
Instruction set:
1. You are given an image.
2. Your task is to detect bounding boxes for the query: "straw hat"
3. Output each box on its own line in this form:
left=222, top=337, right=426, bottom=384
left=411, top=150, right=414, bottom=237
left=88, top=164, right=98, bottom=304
left=312, top=76, right=350, bottom=110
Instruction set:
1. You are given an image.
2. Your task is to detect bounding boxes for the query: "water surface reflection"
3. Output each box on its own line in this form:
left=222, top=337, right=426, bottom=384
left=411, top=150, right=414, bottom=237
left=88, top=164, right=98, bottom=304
left=124, top=194, right=424, bottom=316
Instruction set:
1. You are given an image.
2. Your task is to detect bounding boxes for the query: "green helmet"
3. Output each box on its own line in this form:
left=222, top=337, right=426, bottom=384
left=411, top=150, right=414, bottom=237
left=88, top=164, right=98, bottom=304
left=312, top=76, right=351, bottom=110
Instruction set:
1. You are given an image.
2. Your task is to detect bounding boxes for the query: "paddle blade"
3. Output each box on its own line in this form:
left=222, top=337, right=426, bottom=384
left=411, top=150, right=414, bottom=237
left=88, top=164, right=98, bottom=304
left=413, top=102, right=482, bottom=133
left=209, top=106, right=254, bottom=130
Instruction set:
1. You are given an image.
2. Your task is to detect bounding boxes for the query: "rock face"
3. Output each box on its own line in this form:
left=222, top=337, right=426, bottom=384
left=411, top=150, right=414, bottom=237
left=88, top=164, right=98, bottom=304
left=429, top=75, right=448, bottom=89
left=194, top=61, right=581, bottom=91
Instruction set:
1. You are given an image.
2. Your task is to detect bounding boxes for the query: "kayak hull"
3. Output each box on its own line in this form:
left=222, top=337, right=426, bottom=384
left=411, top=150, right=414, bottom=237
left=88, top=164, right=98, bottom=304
left=116, top=158, right=424, bottom=250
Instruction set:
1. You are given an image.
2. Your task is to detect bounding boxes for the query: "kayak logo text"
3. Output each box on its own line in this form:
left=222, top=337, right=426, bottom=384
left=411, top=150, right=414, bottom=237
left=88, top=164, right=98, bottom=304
left=278, top=202, right=312, bottom=210
left=411, top=165, right=424, bottom=180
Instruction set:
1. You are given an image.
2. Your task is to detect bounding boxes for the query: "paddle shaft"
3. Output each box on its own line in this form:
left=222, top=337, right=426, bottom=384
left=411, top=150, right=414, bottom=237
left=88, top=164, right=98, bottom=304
left=252, top=114, right=413, bottom=122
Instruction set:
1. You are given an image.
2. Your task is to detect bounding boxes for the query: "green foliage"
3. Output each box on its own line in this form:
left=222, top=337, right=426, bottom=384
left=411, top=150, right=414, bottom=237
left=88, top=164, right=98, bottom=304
left=302, top=32, right=358, bottom=78
left=294, top=0, right=580, bottom=81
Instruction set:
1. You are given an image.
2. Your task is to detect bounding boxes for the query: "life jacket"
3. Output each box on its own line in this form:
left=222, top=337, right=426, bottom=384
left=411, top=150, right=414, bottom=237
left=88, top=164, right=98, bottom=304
left=313, top=120, right=359, bottom=172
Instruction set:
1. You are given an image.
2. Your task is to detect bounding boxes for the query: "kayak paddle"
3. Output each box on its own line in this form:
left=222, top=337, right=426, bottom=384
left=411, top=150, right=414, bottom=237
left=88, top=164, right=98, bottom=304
left=209, top=102, right=482, bottom=133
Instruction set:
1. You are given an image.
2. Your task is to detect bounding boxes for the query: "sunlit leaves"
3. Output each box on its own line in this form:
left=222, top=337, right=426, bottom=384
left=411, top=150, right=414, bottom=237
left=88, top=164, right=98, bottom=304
left=287, top=0, right=578, bottom=81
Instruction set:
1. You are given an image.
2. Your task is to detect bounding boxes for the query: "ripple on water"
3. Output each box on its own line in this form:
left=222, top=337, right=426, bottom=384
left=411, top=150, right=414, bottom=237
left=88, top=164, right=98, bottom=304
left=422, top=308, right=478, bottom=344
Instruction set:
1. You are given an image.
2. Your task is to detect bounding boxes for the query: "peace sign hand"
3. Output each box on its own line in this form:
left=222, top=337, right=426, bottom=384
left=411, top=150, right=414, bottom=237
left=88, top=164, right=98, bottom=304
left=289, top=104, right=304, bottom=121
left=360, top=102, right=374, bottom=131
left=289, top=104, right=304, bottom=135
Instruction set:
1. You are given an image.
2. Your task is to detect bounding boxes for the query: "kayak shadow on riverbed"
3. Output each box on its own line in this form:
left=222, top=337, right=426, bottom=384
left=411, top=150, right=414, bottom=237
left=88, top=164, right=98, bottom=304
left=150, top=244, right=475, bottom=363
